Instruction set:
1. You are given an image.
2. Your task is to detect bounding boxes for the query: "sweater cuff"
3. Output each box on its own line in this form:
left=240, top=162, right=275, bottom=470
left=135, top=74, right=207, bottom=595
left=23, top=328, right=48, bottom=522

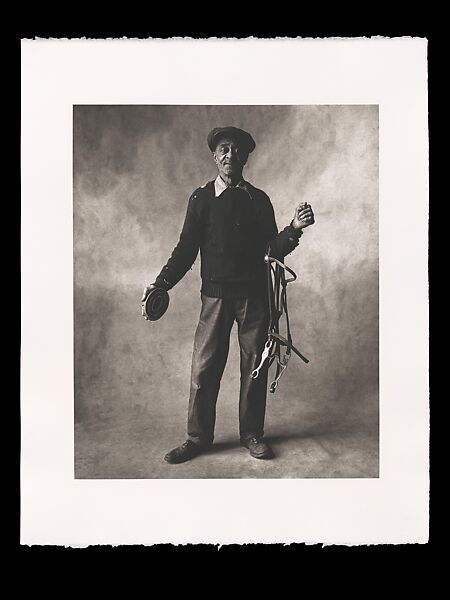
left=154, top=275, right=173, bottom=291
left=288, top=221, right=304, bottom=239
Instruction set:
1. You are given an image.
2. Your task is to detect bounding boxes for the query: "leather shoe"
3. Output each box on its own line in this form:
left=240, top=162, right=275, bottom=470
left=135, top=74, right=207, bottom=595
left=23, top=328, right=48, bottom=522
left=164, top=440, right=205, bottom=464
left=241, top=436, right=274, bottom=459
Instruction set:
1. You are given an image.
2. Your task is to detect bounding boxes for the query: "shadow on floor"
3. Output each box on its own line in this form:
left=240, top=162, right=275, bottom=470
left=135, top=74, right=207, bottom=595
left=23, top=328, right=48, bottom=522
left=206, top=423, right=365, bottom=454
left=75, top=409, right=379, bottom=478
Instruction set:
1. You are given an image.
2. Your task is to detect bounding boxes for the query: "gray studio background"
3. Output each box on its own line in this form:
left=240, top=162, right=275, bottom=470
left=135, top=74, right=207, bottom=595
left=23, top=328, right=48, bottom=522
left=74, top=105, right=379, bottom=479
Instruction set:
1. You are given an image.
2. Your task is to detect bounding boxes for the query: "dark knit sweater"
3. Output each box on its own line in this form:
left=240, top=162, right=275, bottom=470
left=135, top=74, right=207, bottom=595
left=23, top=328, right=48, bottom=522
left=155, top=180, right=302, bottom=299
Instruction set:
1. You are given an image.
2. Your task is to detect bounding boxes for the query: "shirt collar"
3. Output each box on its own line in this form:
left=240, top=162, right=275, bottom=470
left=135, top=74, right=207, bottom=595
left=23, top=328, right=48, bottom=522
left=214, top=175, right=248, bottom=197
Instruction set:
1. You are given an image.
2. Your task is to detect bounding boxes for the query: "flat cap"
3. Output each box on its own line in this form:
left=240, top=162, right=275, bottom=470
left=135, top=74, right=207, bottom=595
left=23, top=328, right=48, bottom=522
left=207, top=126, right=256, bottom=154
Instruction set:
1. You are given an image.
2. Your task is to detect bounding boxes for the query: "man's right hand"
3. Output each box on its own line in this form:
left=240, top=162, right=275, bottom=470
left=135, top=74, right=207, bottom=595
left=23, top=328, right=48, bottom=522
left=141, top=284, right=157, bottom=319
left=141, top=284, right=157, bottom=303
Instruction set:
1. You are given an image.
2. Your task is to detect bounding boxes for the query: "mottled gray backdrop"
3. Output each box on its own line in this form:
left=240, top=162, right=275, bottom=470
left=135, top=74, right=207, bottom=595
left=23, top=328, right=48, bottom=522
left=74, top=105, right=379, bottom=478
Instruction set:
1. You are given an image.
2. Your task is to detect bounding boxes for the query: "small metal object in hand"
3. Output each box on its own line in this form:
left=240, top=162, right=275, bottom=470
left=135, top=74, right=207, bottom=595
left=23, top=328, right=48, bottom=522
left=297, top=202, right=308, bottom=218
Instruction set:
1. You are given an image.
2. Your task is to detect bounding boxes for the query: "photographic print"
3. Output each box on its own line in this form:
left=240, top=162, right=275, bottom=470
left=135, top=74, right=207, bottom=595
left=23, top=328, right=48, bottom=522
left=73, top=104, right=379, bottom=479
left=21, top=39, right=428, bottom=545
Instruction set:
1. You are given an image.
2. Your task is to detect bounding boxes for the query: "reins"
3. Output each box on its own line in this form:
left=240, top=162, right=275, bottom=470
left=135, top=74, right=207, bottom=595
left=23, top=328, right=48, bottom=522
left=251, top=245, right=309, bottom=393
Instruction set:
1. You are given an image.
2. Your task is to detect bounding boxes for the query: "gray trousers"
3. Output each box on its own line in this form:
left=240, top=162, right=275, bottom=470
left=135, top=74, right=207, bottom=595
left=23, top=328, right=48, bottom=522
left=187, top=294, right=270, bottom=446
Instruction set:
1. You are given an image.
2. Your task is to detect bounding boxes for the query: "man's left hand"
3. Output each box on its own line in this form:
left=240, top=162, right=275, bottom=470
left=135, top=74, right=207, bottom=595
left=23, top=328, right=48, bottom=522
left=292, top=202, right=315, bottom=230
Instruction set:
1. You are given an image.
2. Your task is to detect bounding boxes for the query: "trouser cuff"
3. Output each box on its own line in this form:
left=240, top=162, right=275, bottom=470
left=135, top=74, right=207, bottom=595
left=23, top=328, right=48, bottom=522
left=187, top=435, right=213, bottom=448
left=240, top=432, right=264, bottom=444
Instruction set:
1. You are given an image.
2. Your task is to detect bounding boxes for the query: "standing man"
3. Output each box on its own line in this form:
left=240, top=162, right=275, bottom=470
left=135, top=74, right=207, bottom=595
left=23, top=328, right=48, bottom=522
left=142, top=126, right=315, bottom=464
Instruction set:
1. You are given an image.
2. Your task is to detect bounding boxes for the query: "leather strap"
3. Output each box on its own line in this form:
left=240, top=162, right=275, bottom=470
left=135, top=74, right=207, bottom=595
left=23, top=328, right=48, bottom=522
left=262, top=244, right=309, bottom=393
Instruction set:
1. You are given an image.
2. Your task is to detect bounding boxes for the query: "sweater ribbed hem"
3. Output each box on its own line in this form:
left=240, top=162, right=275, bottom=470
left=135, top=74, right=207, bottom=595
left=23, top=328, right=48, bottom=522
left=201, top=278, right=266, bottom=299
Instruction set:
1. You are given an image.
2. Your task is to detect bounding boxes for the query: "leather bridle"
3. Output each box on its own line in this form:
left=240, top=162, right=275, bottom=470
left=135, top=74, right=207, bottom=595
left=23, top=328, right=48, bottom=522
left=251, top=245, right=309, bottom=393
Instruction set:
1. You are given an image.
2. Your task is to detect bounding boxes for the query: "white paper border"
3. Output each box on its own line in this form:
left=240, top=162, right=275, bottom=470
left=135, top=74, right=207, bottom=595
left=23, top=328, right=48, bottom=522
left=21, top=38, right=429, bottom=546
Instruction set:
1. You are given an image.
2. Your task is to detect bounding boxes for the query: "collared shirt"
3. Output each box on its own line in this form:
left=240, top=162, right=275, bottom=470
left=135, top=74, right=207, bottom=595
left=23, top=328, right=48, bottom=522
left=214, top=175, right=248, bottom=198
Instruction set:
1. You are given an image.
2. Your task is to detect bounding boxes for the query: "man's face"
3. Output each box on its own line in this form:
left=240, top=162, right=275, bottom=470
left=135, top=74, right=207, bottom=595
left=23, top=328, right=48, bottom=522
left=213, top=137, right=249, bottom=179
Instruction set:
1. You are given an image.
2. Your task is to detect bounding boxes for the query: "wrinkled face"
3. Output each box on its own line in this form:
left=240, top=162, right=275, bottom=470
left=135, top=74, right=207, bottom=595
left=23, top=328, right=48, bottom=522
left=213, top=137, right=249, bottom=179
